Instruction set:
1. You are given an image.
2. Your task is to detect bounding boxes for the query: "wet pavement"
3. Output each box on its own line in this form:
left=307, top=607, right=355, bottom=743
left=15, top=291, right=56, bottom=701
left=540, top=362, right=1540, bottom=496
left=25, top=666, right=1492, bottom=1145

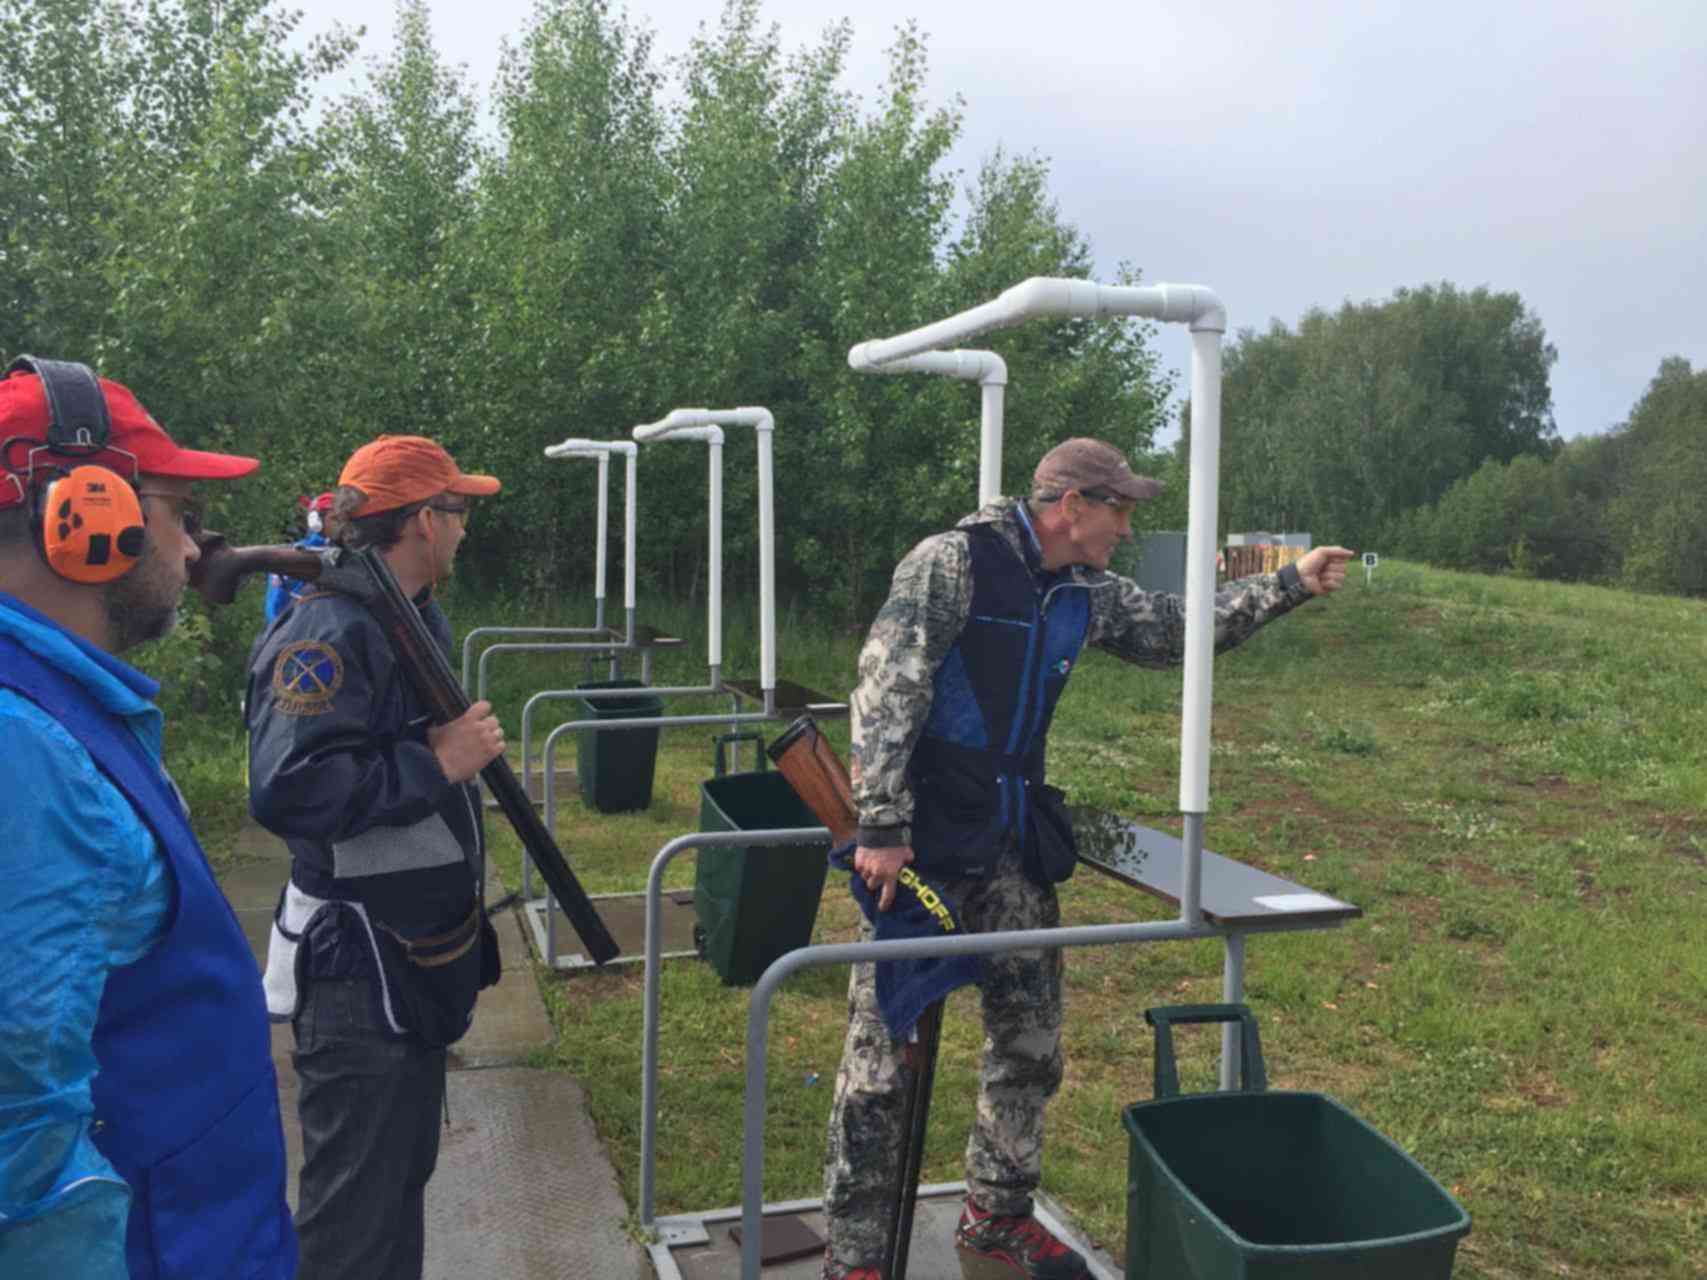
left=221, top=819, right=646, bottom=1280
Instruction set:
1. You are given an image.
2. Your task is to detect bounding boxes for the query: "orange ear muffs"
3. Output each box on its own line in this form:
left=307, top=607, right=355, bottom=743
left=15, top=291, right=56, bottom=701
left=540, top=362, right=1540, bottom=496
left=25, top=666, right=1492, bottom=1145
left=39, top=463, right=147, bottom=584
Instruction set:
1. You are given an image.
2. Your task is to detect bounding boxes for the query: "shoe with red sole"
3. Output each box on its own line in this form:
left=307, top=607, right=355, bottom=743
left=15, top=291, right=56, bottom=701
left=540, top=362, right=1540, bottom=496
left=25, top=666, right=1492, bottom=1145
left=954, top=1200, right=1092, bottom=1279
left=821, top=1254, right=885, bottom=1280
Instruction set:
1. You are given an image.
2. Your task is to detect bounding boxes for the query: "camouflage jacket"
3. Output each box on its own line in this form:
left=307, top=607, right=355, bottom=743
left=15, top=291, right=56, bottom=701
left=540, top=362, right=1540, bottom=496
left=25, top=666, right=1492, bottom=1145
left=850, top=499, right=1314, bottom=846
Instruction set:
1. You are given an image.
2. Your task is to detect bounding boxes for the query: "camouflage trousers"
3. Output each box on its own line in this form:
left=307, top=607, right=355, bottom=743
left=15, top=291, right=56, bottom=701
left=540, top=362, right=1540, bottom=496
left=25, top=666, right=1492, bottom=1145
left=822, top=849, right=1064, bottom=1270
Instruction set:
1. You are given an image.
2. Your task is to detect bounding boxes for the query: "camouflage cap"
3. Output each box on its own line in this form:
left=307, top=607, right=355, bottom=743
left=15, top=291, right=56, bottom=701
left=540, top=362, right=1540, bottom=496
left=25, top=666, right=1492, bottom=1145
left=1031, top=437, right=1162, bottom=504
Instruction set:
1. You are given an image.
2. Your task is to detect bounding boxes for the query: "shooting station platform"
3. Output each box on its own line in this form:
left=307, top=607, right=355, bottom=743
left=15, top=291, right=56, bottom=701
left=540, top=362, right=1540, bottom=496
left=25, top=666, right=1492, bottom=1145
left=526, top=887, right=700, bottom=971
left=637, top=807, right=1362, bottom=1280
left=651, top=1186, right=1119, bottom=1279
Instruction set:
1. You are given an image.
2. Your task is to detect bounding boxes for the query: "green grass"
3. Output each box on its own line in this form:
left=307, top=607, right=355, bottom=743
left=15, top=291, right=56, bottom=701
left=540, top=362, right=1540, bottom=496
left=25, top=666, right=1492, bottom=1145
left=175, top=562, right=1707, bottom=1277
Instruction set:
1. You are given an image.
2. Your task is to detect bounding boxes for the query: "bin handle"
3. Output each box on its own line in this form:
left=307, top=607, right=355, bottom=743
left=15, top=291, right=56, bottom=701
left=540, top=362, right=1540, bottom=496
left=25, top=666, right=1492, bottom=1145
left=712, top=731, right=768, bottom=777
left=1145, top=1003, right=1268, bottom=1099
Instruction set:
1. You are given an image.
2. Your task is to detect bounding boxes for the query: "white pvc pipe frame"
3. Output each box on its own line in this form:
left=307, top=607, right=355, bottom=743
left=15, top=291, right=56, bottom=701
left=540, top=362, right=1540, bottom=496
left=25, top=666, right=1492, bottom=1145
left=541, top=437, right=640, bottom=627
left=846, top=347, right=1009, bottom=505
left=631, top=407, right=777, bottom=695
left=849, top=277, right=1226, bottom=864
left=457, top=438, right=643, bottom=700
left=527, top=408, right=786, bottom=956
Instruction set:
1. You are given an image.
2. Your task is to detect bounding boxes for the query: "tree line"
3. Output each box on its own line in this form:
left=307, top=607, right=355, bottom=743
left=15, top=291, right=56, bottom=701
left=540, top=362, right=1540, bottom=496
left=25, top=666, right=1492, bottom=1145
left=1210, top=287, right=1702, bottom=598
left=5, top=0, right=1698, bottom=638
left=1, top=0, right=1173, bottom=624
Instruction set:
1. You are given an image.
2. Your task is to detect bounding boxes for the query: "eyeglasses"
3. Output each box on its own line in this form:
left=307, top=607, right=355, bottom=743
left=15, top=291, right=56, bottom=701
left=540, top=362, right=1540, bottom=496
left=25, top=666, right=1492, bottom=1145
left=1039, top=489, right=1132, bottom=513
left=136, top=489, right=203, bottom=537
left=1079, top=491, right=1134, bottom=513
left=426, top=499, right=471, bottom=526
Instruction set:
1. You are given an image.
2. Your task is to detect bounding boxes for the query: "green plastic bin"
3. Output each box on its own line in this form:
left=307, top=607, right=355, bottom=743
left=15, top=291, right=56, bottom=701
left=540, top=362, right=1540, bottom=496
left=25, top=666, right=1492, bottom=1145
left=1124, top=1005, right=1470, bottom=1280
left=574, top=679, right=664, bottom=813
left=693, top=732, right=830, bottom=986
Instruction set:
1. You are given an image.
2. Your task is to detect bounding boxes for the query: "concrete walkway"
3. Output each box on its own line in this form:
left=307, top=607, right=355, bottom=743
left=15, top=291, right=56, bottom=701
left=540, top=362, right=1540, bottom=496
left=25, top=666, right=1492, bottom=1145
left=221, top=820, right=647, bottom=1280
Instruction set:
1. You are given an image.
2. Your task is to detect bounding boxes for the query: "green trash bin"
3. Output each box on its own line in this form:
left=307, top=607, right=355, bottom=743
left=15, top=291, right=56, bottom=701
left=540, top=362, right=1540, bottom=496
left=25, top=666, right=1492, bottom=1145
left=693, top=732, right=830, bottom=986
left=574, top=679, right=664, bottom=813
left=1123, top=1004, right=1470, bottom=1280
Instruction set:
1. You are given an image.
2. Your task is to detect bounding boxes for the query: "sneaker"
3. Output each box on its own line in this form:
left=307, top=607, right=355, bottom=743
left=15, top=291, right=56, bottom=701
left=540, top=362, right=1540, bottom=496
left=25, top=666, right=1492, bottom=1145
left=954, top=1200, right=1091, bottom=1280
left=821, top=1253, right=884, bottom=1280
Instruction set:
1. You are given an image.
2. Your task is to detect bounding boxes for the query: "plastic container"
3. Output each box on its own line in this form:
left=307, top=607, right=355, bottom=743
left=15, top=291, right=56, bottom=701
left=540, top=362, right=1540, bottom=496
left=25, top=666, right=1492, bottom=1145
left=574, top=679, right=663, bottom=813
left=693, top=732, right=829, bottom=986
left=1123, top=1004, right=1470, bottom=1280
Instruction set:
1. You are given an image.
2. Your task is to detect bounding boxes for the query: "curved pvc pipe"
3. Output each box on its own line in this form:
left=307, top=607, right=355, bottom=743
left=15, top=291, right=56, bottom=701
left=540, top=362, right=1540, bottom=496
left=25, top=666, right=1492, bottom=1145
left=847, top=348, right=1010, bottom=505
left=633, top=407, right=777, bottom=692
left=848, top=277, right=1225, bottom=371
left=542, top=446, right=610, bottom=610
left=846, top=348, right=1008, bottom=384
left=631, top=419, right=724, bottom=669
left=545, top=438, right=640, bottom=630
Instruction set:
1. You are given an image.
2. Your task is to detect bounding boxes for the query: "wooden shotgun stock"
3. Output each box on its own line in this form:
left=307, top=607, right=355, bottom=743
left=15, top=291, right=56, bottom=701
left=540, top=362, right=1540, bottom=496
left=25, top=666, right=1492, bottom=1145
left=766, top=715, right=941, bottom=1278
left=765, top=715, right=858, bottom=845
left=188, top=533, right=619, bottom=965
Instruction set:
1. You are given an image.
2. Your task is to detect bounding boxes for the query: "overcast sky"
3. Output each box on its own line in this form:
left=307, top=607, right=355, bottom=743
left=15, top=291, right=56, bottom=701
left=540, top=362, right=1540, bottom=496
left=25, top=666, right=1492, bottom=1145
left=289, top=0, right=1706, bottom=442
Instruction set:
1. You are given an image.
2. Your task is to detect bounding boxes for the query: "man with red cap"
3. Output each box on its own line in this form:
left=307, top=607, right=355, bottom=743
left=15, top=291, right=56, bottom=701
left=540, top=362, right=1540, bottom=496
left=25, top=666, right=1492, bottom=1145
left=0, top=357, right=295, bottom=1278
left=246, top=434, right=506, bottom=1279
left=263, top=491, right=336, bottom=623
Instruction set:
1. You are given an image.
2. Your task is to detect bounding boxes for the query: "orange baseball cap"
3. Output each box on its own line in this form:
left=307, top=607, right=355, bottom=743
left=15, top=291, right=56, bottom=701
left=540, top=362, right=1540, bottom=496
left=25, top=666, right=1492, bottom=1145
left=338, top=435, right=500, bottom=516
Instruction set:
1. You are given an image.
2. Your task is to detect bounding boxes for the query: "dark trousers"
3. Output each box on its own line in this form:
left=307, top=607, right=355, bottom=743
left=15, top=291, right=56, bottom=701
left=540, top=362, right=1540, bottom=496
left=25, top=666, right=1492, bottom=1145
left=293, top=976, right=447, bottom=1280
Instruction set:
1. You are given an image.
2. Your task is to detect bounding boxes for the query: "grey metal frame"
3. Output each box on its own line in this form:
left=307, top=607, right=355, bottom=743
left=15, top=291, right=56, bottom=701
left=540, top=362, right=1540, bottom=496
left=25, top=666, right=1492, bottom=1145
left=524, top=692, right=783, bottom=965
left=635, top=828, right=1353, bottom=1280
left=458, top=620, right=613, bottom=694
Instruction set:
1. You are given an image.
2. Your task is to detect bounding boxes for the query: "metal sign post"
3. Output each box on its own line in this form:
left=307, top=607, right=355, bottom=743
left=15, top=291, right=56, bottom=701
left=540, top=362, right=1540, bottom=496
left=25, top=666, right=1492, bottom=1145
left=1362, top=551, right=1379, bottom=586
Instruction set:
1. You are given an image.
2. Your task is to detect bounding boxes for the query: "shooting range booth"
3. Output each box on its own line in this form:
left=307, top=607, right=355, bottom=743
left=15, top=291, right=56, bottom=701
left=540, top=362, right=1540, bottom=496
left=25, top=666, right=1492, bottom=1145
left=465, top=436, right=686, bottom=809
left=635, top=277, right=1467, bottom=1279
left=519, top=408, right=848, bottom=972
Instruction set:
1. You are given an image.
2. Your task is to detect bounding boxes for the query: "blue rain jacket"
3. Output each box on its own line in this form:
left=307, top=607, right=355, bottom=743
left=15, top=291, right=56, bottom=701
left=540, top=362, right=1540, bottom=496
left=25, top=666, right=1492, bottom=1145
left=0, top=593, right=294, bottom=1279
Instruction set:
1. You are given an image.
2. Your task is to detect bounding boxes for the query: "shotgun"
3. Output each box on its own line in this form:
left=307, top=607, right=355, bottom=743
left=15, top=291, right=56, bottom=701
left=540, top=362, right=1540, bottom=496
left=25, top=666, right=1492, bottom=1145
left=767, top=715, right=942, bottom=1278
left=190, top=534, right=619, bottom=965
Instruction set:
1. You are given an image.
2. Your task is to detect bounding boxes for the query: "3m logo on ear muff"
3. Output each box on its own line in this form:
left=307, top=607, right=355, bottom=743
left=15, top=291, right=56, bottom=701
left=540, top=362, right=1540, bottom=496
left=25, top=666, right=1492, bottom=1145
left=40, top=464, right=147, bottom=584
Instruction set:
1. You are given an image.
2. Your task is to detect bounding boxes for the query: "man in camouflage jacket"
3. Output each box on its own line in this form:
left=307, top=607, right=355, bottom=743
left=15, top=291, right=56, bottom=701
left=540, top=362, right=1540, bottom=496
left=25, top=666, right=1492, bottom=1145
left=821, top=439, right=1352, bottom=1280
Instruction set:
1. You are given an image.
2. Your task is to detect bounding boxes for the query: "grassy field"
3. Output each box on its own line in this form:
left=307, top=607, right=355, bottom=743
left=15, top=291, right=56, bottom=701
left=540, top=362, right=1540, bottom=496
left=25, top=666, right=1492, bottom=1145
left=183, top=562, right=1706, bottom=1277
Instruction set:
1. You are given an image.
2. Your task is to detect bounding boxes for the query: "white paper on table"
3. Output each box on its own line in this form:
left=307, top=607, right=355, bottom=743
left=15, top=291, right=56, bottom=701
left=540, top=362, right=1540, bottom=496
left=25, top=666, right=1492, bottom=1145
left=1253, top=892, right=1347, bottom=913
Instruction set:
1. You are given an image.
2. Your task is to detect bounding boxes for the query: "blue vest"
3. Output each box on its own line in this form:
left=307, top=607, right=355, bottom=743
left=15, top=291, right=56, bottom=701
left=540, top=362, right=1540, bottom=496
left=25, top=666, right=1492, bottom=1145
left=0, top=635, right=296, bottom=1280
left=907, top=524, right=1088, bottom=882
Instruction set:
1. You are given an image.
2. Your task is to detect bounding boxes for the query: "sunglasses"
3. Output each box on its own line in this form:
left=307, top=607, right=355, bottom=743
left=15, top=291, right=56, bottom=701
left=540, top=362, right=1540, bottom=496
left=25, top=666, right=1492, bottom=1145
left=135, top=489, right=204, bottom=537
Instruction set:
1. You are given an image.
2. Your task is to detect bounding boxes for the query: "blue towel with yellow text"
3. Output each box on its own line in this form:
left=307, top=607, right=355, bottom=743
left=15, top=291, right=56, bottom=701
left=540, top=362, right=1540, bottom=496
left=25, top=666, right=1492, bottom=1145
left=831, top=843, right=980, bottom=1040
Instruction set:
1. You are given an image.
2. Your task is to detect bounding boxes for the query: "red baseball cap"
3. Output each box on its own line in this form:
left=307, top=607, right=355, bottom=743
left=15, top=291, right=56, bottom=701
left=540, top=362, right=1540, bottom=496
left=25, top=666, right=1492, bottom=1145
left=338, top=435, right=500, bottom=517
left=0, top=367, right=259, bottom=500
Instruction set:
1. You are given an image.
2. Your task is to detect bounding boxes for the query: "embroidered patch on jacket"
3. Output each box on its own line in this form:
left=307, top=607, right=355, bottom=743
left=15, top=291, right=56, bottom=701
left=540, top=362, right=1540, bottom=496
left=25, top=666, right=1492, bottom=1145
left=1053, top=657, right=1073, bottom=676
left=272, top=641, right=344, bottom=715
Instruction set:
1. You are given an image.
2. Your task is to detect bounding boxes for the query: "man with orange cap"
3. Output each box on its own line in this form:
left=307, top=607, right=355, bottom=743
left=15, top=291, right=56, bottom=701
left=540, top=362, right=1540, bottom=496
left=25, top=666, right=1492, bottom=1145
left=0, top=357, right=294, bottom=1279
left=246, top=434, right=505, bottom=1280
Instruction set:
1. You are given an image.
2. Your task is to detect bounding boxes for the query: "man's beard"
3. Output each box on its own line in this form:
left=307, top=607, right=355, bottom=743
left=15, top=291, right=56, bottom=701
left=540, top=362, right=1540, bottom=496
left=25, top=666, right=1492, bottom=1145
left=102, top=552, right=181, bottom=652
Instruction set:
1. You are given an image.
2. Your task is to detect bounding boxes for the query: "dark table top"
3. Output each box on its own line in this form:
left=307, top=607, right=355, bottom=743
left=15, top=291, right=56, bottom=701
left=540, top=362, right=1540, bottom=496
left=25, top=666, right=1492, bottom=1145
left=609, top=623, right=687, bottom=648
left=724, top=678, right=850, bottom=719
left=1072, top=808, right=1360, bottom=929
